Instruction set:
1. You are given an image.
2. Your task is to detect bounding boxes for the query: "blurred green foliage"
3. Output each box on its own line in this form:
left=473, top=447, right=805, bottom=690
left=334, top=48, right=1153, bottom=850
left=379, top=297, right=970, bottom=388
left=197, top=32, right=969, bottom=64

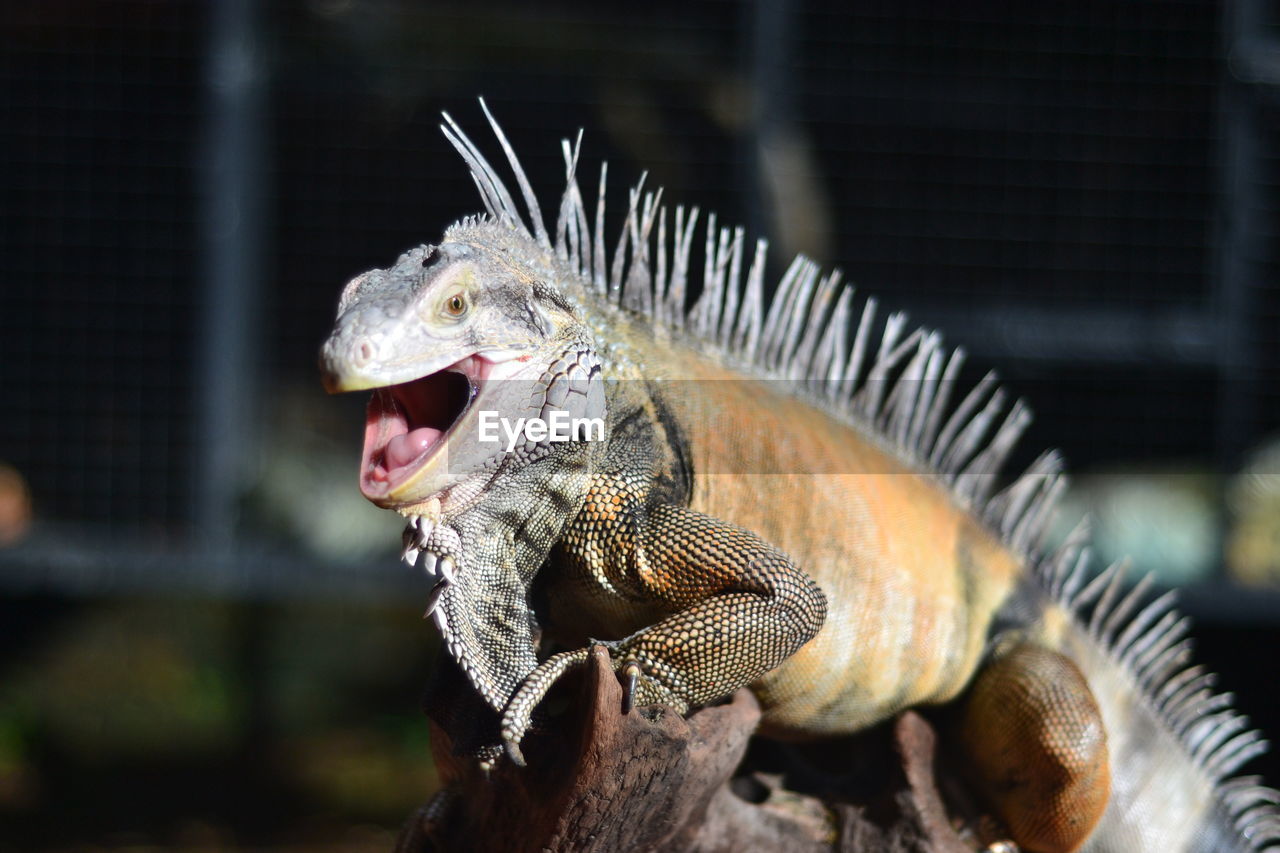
left=0, top=596, right=441, bottom=849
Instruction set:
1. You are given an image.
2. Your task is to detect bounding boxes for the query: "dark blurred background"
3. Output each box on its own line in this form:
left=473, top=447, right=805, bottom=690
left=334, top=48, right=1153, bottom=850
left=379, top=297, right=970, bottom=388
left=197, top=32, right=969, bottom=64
left=3, top=1, right=1280, bottom=849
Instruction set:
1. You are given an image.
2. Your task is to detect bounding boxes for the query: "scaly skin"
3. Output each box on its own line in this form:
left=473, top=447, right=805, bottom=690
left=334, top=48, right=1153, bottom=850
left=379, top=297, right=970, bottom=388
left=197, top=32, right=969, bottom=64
left=544, top=319, right=1026, bottom=737
left=320, top=108, right=1279, bottom=853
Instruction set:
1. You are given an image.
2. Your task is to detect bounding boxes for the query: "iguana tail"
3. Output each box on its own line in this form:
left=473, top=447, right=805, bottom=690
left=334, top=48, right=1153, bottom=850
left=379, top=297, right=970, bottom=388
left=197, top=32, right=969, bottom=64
left=1032, top=549, right=1280, bottom=851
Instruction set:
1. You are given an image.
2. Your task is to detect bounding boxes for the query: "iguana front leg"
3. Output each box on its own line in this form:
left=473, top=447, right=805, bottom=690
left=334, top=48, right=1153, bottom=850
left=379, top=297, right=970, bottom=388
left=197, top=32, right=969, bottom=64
left=501, top=502, right=827, bottom=763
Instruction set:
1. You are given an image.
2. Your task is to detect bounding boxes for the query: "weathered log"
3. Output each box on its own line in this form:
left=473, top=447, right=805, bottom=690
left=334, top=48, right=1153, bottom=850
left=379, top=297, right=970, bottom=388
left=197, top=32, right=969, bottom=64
left=396, top=645, right=986, bottom=852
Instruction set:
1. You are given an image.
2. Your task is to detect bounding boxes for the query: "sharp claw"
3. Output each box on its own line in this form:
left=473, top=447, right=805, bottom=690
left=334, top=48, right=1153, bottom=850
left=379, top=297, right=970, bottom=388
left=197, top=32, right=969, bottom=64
left=422, top=579, right=446, bottom=618
left=421, top=552, right=439, bottom=579
left=401, top=526, right=420, bottom=566
left=439, top=555, right=456, bottom=584
left=503, top=736, right=527, bottom=767
left=622, top=660, right=640, bottom=715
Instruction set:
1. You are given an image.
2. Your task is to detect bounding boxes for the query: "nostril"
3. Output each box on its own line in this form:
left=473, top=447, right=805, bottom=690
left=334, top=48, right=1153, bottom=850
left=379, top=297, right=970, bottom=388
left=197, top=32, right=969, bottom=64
left=353, top=340, right=376, bottom=368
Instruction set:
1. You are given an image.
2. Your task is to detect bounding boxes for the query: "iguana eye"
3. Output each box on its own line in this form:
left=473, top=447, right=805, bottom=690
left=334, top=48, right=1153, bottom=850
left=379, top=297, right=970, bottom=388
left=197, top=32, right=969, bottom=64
left=444, top=293, right=467, bottom=317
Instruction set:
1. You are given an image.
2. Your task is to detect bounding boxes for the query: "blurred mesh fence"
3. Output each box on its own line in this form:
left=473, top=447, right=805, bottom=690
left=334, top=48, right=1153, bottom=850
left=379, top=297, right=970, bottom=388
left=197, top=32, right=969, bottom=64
left=0, top=3, right=1277, bottom=589
left=4, top=1, right=1280, bottom=847
left=5, top=0, right=1277, bottom=601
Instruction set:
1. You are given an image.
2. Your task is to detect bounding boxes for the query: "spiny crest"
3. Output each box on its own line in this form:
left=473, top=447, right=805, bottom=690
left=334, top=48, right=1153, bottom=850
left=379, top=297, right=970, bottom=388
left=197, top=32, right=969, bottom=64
left=443, top=101, right=1063, bottom=543
left=443, top=102, right=1279, bottom=847
left=1039, top=535, right=1280, bottom=847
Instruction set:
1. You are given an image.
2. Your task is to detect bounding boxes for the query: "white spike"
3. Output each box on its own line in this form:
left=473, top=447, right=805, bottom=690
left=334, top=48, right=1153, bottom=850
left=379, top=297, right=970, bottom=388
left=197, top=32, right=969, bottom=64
left=855, top=309, right=909, bottom=417
left=1139, top=640, right=1192, bottom=691
left=1129, top=613, right=1188, bottom=678
left=573, top=160, right=592, bottom=278
left=990, top=453, right=1050, bottom=539
left=480, top=98, right=549, bottom=248
left=593, top=162, right=608, bottom=291
left=1112, top=590, right=1178, bottom=662
left=666, top=205, right=699, bottom=328
left=1079, top=560, right=1126, bottom=633
left=905, top=336, right=944, bottom=453
left=794, top=270, right=844, bottom=383
left=1160, top=666, right=1214, bottom=719
left=921, top=347, right=966, bottom=459
left=733, top=239, right=768, bottom=360
left=1097, top=571, right=1153, bottom=644
left=760, top=256, right=807, bottom=369
left=442, top=111, right=525, bottom=232
left=710, top=225, right=733, bottom=341
left=420, top=552, right=439, bottom=581
left=691, top=214, right=722, bottom=338
left=961, top=399, right=1032, bottom=499
left=779, top=263, right=822, bottom=378
left=881, top=331, right=934, bottom=448
left=1216, top=737, right=1267, bottom=781
left=557, top=135, right=583, bottom=264
left=433, top=601, right=450, bottom=636
left=654, top=206, right=669, bottom=323
left=1209, top=732, right=1268, bottom=778
left=930, top=371, right=996, bottom=471
left=1056, top=527, right=1094, bottom=605
left=842, top=297, right=877, bottom=403
left=1180, top=697, right=1234, bottom=743
left=609, top=174, right=646, bottom=302
left=718, top=228, right=745, bottom=351
left=454, top=146, right=503, bottom=219
left=1012, top=471, right=1064, bottom=554
left=623, top=187, right=662, bottom=316
left=816, top=286, right=855, bottom=400
left=1194, top=713, right=1249, bottom=764
left=940, top=383, right=1004, bottom=481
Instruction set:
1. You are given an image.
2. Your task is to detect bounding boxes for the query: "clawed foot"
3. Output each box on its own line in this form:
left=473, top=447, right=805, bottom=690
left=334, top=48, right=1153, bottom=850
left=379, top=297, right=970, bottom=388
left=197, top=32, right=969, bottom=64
left=621, top=659, right=642, bottom=714
left=500, top=647, right=591, bottom=766
left=497, top=644, right=688, bottom=766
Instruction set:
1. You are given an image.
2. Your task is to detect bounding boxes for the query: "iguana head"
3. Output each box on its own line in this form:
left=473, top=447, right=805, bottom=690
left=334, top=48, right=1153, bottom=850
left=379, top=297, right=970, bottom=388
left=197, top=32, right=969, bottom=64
left=319, top=105, right=619, bottom=723
left=320, top=230, right=603, bottom=515
left=321, top=224, right=608, bottom=716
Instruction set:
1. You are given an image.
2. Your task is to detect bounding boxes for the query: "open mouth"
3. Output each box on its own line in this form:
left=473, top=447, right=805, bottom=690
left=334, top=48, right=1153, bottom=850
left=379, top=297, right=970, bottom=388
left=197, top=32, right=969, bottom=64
left=361, top=362, right=476, bottom=498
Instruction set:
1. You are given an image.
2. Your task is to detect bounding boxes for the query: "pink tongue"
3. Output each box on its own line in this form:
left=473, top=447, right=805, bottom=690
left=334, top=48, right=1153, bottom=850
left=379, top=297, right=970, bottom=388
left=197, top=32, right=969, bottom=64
left=384, top=427, right=443, bottom=470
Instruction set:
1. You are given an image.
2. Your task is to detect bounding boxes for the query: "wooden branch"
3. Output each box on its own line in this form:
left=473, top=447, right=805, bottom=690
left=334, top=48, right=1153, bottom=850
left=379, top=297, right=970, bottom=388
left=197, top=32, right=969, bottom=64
left=396, top=646, right=982, bottom=852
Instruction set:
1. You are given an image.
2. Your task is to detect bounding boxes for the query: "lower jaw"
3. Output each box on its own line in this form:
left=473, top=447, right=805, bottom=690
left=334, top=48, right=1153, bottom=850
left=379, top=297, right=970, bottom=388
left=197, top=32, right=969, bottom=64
left=363, top=470, right=421, bottom=504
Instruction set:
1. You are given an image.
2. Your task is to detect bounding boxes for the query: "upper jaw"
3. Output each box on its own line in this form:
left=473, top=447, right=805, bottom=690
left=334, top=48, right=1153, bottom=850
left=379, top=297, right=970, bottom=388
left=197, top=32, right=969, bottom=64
left=319, top=336, right=464, bottom=395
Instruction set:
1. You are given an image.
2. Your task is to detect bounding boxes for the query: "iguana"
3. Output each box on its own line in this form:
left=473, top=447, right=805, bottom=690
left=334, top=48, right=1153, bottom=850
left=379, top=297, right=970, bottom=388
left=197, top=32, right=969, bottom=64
left=320, top=102, right=1280, bottom=852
